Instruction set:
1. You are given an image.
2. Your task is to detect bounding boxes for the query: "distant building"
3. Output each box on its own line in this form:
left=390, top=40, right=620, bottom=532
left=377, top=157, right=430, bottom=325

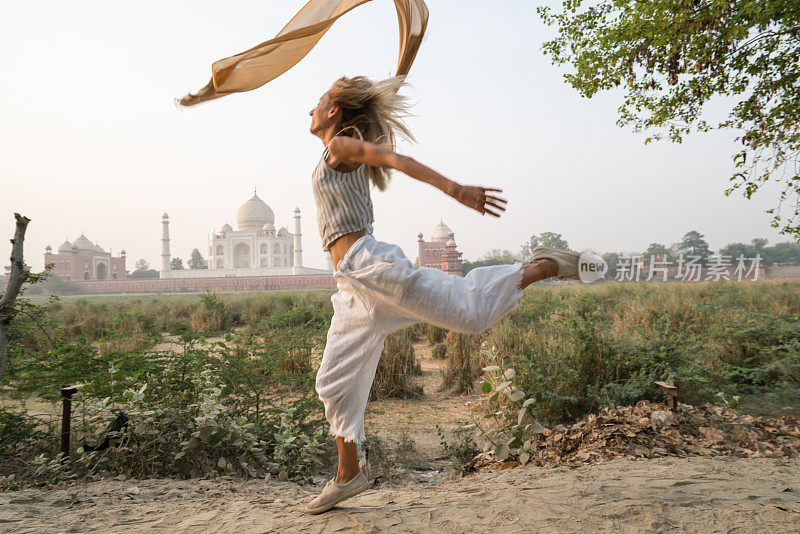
left=418, top=220, right=464, bottom=275
left=159, top=191, right=330, bottom=279
left=45, top=234, right=127, bottom=280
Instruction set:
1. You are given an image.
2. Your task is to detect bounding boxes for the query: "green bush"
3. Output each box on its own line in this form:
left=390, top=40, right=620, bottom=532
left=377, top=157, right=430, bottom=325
left=490, top=280, right=800, bottom=426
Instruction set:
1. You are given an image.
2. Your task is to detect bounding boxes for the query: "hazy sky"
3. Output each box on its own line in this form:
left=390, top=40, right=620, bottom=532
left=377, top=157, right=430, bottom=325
left=1, top=1, right=791, bottom=273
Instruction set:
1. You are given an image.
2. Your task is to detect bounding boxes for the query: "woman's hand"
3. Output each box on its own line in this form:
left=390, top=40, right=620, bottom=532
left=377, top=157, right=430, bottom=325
left=452, top=184, right=508, bottom=217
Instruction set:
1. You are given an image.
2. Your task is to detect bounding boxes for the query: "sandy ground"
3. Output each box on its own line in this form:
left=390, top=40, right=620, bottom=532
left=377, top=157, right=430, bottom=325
left=2, top=456, right=798, bottom=533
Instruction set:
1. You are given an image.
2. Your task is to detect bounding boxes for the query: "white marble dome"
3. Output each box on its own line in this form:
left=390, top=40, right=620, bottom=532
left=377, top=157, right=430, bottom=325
left=58, top=240, right=72, bottom=253
left=220, top=223, right=233, bottom=234
left=431, top=221, right=453, bottom=241
left=446, top=238, right=457, bottom=247
left=237, top=194, right=274, bottom=231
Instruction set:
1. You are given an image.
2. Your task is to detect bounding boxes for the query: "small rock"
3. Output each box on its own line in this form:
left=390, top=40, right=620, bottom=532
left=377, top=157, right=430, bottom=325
left=113, top=475, right=127, bottom=482
left=125, top=486, right=142, bottom=495
left=278, top=471, right=288, bottom=482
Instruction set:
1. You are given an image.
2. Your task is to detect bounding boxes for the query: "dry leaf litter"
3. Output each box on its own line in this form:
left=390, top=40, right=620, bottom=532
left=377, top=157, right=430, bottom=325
left=466, top=400, right=800, bottom=473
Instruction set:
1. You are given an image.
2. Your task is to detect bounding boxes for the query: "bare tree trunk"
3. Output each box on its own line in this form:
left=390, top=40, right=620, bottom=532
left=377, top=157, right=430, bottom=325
left=0, top=213, right=31, bottom=379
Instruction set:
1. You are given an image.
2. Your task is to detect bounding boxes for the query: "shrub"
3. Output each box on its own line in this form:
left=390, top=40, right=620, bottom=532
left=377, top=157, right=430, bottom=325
left=439, top=332, right=484, bottom=394
left=490, top=280, right=800, bottom=426
left=0, top=408, right=52, bottom=462
left=370, top=331, right=422, bottom=400
left=191, top=291, right=230, bottom=333
left=362, top=429, right=418, bottom=479
left=424, top=324, right=447, bottom=344
left=435, top=423, right=480, bottom=474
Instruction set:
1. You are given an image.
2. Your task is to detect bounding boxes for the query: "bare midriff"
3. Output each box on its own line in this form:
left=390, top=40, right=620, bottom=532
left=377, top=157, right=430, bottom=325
left=329, top=228, right=367, bottom=272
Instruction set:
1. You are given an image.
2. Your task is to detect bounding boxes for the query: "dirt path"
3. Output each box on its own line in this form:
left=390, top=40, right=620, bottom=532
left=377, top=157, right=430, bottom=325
left=3, top=456, right=798, bottom=532
left=365, top=341, right=483, bottom=470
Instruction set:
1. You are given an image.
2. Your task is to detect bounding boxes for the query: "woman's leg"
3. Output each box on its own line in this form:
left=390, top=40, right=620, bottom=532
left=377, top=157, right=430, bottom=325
left=341, top=240, right=558, bottom=335
left=315, top=287, right=387, bottom=483
left=521, top=259, right=558, bottom=289
left=335, top=437, right=359, bottom=483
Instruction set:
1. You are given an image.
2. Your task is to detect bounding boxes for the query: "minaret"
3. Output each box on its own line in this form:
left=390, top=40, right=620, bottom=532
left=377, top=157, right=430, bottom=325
left=293, top=206, right=303, bottom=273
left=161, top=212, right=171, bottom=272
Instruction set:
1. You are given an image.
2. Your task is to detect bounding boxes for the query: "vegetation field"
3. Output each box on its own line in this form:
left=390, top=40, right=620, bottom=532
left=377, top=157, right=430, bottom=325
left=2, top=279, right=799, bottom=490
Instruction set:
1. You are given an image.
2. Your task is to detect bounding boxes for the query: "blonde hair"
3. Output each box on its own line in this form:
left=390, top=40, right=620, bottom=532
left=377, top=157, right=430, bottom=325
left=327, top=75, right=415, bottom=191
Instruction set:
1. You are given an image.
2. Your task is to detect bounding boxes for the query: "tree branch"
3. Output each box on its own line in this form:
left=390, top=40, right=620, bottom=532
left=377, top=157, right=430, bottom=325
left=0, top=213, right=32, bottom=379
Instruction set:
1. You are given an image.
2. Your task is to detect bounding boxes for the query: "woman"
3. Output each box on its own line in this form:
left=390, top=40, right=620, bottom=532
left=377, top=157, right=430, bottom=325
left=304, top=75, right=581, bottom=514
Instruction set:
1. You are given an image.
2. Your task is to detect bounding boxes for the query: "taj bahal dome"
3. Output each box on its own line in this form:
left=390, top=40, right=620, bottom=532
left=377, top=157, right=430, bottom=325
left=236, top=194, right=275, bottom=231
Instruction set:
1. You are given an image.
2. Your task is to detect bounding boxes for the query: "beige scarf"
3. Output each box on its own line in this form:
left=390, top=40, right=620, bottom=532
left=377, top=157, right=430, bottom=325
left=179, top=0, right=428, bottom=107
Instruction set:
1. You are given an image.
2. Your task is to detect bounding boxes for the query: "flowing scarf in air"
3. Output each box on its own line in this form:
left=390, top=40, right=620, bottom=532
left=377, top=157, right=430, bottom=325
left=179, top=0, right=428, bottom=107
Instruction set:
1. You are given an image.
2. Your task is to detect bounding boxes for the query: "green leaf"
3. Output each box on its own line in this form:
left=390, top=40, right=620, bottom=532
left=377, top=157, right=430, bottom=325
left=495, top=444, right=510, bottom=461
left=508, top=390, right=525, bottom=402
left=481, top=381, right=492, bottom=393
left=496, top=380, right=512, bottom=392
left=518, top=407, right=528, bottom=426
left=530, top=422, right=547, bottom=434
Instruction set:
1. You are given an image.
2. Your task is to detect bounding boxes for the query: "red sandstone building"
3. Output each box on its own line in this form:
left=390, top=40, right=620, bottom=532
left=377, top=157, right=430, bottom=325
left=44, top=234, right=127, bottom=280
left=418, top=221, right=464, bottom=275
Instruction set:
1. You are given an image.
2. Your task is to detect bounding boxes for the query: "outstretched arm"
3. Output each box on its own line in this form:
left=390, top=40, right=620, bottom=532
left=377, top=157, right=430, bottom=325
left=327, top=137, right=507, bottom=217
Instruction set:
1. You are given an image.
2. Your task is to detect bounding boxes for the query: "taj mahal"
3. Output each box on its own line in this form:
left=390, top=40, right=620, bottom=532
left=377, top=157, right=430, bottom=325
left=159, top=192, right=332, bottom=279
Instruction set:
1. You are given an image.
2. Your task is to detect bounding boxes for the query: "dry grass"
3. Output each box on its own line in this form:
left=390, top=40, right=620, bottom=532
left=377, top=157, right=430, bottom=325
left=439, top=332, right=486, bottom=394
left=370, top=328, right=423, bottom=400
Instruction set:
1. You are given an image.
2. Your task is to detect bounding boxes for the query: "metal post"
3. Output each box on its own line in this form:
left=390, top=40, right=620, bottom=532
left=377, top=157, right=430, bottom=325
left=60, top=384, right=82, bottom=459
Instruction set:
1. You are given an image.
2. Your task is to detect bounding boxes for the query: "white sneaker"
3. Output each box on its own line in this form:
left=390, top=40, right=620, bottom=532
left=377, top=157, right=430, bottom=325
left=304, top=459, right=371, bottom=515
left=530, top=246, right=581, bottom=279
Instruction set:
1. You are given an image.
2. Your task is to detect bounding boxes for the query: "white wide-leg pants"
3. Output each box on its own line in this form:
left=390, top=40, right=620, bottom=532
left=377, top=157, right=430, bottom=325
left=315, top=234, right=525, bottom=443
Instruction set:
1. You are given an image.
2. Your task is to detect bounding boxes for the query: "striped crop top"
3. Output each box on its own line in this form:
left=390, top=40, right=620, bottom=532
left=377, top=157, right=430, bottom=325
left=311, top=149, right=375, bottom=251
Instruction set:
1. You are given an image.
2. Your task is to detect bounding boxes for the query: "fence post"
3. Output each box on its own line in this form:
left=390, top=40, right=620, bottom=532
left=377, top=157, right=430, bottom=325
left=60, top=384, right=83, bottom=460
